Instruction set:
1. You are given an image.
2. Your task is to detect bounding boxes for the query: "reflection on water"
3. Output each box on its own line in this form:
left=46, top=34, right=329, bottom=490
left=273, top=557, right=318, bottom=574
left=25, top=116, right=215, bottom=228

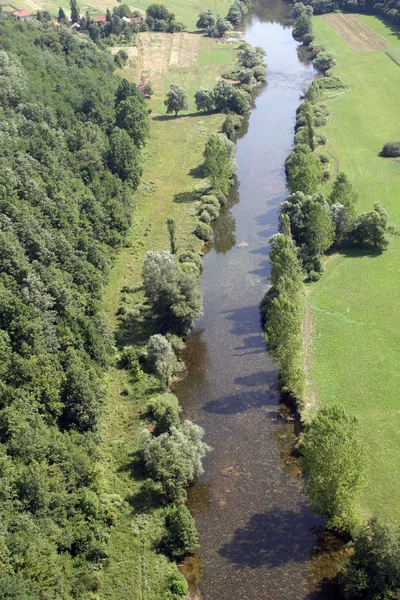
left=174, top=0, right=338, bottom=598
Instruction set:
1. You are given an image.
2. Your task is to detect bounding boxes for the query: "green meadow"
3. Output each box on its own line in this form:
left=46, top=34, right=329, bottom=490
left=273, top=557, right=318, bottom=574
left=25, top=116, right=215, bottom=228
left=309, top=15, right=400, bottom=521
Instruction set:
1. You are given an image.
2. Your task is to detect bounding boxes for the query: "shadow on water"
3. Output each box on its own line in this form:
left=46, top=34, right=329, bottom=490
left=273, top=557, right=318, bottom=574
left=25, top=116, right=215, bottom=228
left=203, top=387, right=277, bottom=414
left=219, top=509, right=320, bottom=569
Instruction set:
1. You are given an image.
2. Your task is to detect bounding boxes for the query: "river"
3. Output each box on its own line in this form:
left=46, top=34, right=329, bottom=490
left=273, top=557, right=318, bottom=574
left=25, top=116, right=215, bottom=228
left=175, top=1, right=328, bottom=598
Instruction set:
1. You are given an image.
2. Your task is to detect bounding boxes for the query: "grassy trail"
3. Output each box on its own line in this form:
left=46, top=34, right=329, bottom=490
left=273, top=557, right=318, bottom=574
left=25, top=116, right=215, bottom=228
left=309, top=15, right=400, bottom=522
left=100, top=33, right=235, bottom=599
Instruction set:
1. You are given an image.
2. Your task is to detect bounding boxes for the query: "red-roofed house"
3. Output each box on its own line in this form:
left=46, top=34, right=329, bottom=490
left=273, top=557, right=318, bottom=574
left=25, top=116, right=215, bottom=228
left=13, top=10, right=30, bottom=20
left=93, top=15, right=106, bottom=23
left=131, top=16, right=143, bottom=23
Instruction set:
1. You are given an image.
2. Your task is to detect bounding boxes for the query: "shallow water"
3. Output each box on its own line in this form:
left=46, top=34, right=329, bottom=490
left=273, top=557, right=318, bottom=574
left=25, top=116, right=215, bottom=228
left=175, top=1, right=329, bottom=598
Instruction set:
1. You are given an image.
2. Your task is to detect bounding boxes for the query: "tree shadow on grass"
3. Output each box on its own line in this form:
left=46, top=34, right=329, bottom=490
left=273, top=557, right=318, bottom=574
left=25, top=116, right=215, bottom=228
left=339, top=246, right=384, bottom=259
left=152, top=112, right=202, bottom=122
left=219, top=508, right=321, bottom=569
left=173, top=190, right=198, bottom=204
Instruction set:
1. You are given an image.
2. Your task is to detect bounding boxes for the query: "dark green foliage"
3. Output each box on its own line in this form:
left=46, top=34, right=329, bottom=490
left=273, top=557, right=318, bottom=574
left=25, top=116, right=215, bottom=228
left=203, top=132, right=236, bottom=195
left=167, top=217, right=177, bottom=254
left=194, top=222, right=213, bottom=241
left=164, top=505, right=199, bottom=557
left=302, top=404, right=367, bottom=532
left=349, top=202, right=394, bottom=250
left=164, top=84, right=188, bottom=116
left=261, top=233, right=306, bottom=401
left=145, top=4, right=184, bottom=32
left=142, top=251, right=203, bottom=335
left=70, top=0, right=80, bottom=23
left=341, top=518, right=400, bottom=600
left=0, top=15, right=146, bottom=597
left=195, top=88, right=215, bottom=112
left=213, top=79, right=250, bottom=115
left=114, top=48, right=129, bottom=67
left=285, top=146, right=322, bottom=194
left=115, top=79, right=149, bottom=147
left=146, top=393, right=181, bottom=435
left=381, top=140, right=400, bottom=157
left=312, top=51, right=337, bottom=74
left=329, top=172, right=358, bottom=216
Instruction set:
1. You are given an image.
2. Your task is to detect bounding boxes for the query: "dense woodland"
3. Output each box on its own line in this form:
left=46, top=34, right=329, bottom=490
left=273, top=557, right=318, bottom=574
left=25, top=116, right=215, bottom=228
left=0, top=14, right=148, bottom=598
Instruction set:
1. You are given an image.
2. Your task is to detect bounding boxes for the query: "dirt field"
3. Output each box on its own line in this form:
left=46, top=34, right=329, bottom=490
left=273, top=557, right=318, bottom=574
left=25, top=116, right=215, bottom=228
left=323, top=13, right=390, bottom=51
left=137, top=31, right=203, bottom=95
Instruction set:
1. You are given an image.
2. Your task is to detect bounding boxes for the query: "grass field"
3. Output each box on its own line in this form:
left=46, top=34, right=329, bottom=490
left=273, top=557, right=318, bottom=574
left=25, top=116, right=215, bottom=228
left=3, top=0, right=231, bottom=28
left=100, top=33, right=236, bottom=599
left=309, top=15, right=400, bottom=522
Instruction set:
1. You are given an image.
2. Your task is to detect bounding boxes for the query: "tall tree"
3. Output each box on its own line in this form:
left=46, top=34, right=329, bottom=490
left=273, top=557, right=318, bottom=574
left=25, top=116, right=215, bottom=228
left=302, top=404, right=367, bottom=532
left=70, top=0, right=80, bottom=23
left=164, top=84, right=188, bottom=116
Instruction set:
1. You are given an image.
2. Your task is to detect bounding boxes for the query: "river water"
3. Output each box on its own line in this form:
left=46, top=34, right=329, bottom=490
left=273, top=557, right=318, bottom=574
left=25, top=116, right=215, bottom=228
left=175, top=1, right=327, bottom=598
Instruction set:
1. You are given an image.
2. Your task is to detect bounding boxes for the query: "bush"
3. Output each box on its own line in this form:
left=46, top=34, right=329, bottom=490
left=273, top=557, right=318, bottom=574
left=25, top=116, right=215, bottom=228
left=178, top=251, right=202, bottom=272
left=120, top=346, right=141, bottom=370
left=146, top=393, right=181, bottom=435
left=200, top=194, right=220, bottom=209
left=381, top=140, right=400, bottom=157
left=194, top=222, right=212, bottom=241
left=319, top=153, right=329, bottom=164
left=164, top=505, right=199, bottom=557
left=199, top=209, right=212, bottom=224
left=199, top=203, right=220, bottom=220
left=140, top=421, right=210, bottom=501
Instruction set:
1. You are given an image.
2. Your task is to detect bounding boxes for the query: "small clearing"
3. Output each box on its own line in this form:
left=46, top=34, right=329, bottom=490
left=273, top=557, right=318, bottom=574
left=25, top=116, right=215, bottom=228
left=323, top=13, right=390, bottom=51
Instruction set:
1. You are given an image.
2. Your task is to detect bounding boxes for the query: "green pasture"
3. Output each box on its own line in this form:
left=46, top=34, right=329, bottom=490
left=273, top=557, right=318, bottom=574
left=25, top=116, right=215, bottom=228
left=309, top=15, right=400, bottom=521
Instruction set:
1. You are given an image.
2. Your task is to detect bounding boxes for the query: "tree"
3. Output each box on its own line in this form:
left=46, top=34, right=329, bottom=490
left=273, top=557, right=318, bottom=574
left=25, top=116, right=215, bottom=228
left=146, top=392, right=181, bottom=435
left=114, top=49, right=128, bottom=68
left=70, top=0, right=80, bottom=23
left=381, top=140, right=400, bottom=157
left=140, top=421, right=210, bottom=501
left=196, top=9, right=215, bottom=29
left=194, top=88, right=215, bottom=113
left=58, top=6, right=67, bottom=23
left=115, top=93, right=149, bottom=147
left=203, top=133, right=236, bottom=195
left=350, top=202, right=393, bottom=250
left=285, top=146, right=322, bottom=194
left=302, top=404, right=367, bottom=532
left=142, top=81, right=154, bottom=97
left=293, top=13, right=312, bottom=39
left=146, top=334, right=177, bottom=387
left=213, top=79, right=249, bottom=115
left=142, top=251, right=203, bottom=334
left=312, top=51, right=336, bottom=75
left=164, top=505, right=199, bottom=557
left=341, top=518, right=400, bottom=600
left=109, top=127, right=142, bottom=188
left=166, top=217, right=177, bottom=254
left=304, top=201, right=334, bottom=257
left=329, top=172, right=358, bottom=216
left=164, top=84, right=188, bottom=116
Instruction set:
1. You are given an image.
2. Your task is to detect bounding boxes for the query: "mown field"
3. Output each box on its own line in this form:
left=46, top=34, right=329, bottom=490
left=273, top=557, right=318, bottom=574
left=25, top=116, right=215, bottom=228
left=2, top=0, right=231, bottom=28
left=101, top=33, right=236, bottom=599
left=309, top=15, right=400, bottom=522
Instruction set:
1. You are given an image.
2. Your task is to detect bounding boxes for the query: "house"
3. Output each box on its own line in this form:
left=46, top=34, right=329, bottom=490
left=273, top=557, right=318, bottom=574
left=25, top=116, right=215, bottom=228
left=131, top=16, right=143, bottom=23
left=122, top=16, right=130, bottom=23
left=70, top=22, right=80, bottom=29
left=92, top=15, right=106, bottom=23
left=13, top=10, right=30, bottom=20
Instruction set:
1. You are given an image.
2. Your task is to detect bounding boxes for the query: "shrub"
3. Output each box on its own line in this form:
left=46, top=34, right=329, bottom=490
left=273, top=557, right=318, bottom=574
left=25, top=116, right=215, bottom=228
left=146, top=393, right=181, bottom=435
left=253, top=65, right=267, bottom=82
left=194, top=222, right=212, bottom=241
left=178, top=251, right=202, bottom=272
left=349, top=202, right=394, bottom=250
left=200, top=194, right=220, bottom=209
left=381, top=140, right=400, bottom=157
left=319, top=153, right=329, bottom=164
left=120, top=346, right=141, bottom=370
left=140, top=421, right=210, bottom=501
left=199, top=203, right=220, bottom=220
left=199, top=209, right=212, bottom=224
left=164, top=505, right=199, bottom=557
left=302, top=404, right=367, bottom=532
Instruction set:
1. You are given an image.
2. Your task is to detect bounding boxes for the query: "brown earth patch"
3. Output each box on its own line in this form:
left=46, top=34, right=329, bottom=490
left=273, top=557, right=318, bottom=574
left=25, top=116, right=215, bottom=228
left=137, top=31, right=203, bottom=96
left=323, top=13, right=390, bottom=52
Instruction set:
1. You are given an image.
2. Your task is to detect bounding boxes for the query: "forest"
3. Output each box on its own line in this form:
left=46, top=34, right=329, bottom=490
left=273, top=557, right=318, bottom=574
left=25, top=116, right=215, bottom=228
left=0, top=14, right=148, bottom=598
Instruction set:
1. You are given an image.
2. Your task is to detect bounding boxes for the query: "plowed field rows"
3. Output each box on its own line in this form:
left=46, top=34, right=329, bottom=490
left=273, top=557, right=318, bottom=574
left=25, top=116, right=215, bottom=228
left=323, top=13, right=390, bottom=51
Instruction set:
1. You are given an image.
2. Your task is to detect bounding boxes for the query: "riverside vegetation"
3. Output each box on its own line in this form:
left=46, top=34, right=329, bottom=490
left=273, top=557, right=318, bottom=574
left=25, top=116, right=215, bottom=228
left=262, top=3, right=400, bottom=598
left=0, top=3, right=267, bottom=599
